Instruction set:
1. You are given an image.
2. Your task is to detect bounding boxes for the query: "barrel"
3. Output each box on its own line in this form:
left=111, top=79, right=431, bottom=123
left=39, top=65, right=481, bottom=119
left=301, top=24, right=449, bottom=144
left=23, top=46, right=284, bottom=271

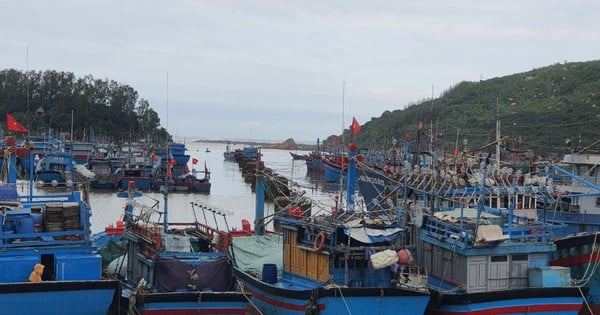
left=31, top=213, right=44, bottom=233
left=261, top=264, right=277, bottom=284
left=15, top=216, right=35, bottom=240
left=2, top=216, right=15, bottom=234
left=3, top=221, right=15, bottom=234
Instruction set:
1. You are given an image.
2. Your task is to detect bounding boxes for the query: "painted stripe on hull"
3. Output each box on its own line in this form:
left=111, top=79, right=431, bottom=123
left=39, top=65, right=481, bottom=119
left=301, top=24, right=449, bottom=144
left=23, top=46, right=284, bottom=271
left=432, top=304, right=583, bottom=315
left=243, top=286, right=325, bottom=312
left=142, top=308, right=246, bottom=315
left=241, top=279, right=430, bottom=315
left=551, top=253, right=600, bottom=266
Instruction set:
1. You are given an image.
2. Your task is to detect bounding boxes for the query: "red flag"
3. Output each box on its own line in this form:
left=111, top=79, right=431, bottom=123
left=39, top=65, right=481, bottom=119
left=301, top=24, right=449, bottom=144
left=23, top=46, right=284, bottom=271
left=192, top=158, right=198, bottom=165
left=152, top=153, right=158, bottom=162
left=332, top=135, right=340, bottom=144
left=351, top=117, right=361, bottom=135
left=6, top=114, right=27, bottom=132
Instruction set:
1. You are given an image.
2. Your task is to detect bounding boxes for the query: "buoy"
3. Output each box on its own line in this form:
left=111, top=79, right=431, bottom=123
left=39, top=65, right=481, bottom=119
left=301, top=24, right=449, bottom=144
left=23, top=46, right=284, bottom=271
left=51, top=180, right=58, bottom=187
left=313, top=231, right=326, bottom=251
left=36, top=180, right=45, bottom=187
left=397, top=249, right=414, bottom=265
left=66, top=180, right=73, bottom=187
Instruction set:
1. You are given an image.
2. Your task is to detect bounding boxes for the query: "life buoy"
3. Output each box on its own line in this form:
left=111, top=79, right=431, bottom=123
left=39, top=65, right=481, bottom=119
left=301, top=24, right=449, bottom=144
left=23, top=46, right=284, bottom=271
left=217, top=231, right=230, bottom=253
left=313, top=231, right=326, bottom=251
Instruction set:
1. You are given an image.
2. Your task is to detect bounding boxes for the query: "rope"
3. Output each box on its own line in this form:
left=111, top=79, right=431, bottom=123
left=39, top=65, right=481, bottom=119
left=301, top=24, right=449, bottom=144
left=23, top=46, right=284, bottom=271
left=236, top=280, right=264, bottom=315
left=579, top=285, right=594, bottom=315
left=572, top=232, right=600, bottom=287
left=335, top=285, right=352, bottom=315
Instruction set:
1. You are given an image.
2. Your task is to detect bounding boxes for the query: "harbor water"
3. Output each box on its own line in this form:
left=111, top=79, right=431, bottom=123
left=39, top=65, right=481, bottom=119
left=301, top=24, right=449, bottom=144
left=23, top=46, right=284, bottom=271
left=76, top=141, right=343, bottom=233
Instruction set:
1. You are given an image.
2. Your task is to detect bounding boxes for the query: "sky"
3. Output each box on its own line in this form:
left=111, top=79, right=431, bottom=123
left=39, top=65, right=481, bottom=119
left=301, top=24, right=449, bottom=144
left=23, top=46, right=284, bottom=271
left=1, top=1, right=600, bottom=144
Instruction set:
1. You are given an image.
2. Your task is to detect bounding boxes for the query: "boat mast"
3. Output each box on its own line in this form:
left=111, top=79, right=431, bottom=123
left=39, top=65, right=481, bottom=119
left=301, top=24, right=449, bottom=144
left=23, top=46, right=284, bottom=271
left=163, top=72, right=169, bottom=233
left=495, top=98, right=501, bottom=175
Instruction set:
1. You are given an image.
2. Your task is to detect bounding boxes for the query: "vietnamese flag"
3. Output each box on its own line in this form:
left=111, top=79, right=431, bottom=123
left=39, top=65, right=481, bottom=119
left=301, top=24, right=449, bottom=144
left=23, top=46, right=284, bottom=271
left=351, top=117, right=361, bottom=135
left=6, top=114, right=27, bottom=132
left=192, top=158, right=198, bottom=165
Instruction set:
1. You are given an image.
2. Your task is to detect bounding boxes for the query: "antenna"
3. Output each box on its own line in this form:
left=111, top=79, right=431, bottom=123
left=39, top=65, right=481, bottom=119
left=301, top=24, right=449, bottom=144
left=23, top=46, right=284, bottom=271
left=341, top=81, right=345, bottom=146
left=26, top=46, right=30, bottom=136
left=430, top=84, right=434, bottom=151
left=166, top=72, right=169, bottom=141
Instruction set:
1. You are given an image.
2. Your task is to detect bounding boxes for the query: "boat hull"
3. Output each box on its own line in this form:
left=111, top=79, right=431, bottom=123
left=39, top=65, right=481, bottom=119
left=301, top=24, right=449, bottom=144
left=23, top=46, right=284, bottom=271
left=427, top=287, right=586, bottom=315
left=134, top=292, right=249, bottom=315
left=0, top=280, right=119, bottom=315
left=551, top=232, right=600, bottom=314
left=323, top=161, right=343, bottom=182
left=235, top=268, right=430, bottom=315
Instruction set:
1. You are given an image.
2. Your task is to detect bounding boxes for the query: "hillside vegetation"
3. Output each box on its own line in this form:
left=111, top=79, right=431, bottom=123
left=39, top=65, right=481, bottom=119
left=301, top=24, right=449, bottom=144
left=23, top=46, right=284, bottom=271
left=343, top=60, right=600, bottom=158
left=0, top=69, right=168, bottom=143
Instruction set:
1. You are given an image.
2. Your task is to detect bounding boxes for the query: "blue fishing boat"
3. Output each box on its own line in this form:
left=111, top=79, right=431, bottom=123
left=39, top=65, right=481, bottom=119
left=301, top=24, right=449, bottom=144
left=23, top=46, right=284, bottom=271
left=384, top=161, right=585, bottom=313
left=289, top=152, right=306, bottom=160
left=541, top=154, right=600, bottom=314
left=65, top=141, right=96, bottom=165
left=232, top=143, right=431, bottom=315
left=35, top=151, right=74, bottom=187
left=18, top=135, right=63, bottom=172
left=223, top=145, right=236, bottom=161
left=305, top=152, right=325, bottom=173
left=105, top=184, right=248, bottom=314
left=241, top=146, right=260, bottom=160
left=536, top=152, right=600, bottom=235
left=0, top=136, right=119, bottom=315
left=353, top=137, right=586, bottom=314
left=88, top=155, right=125, bottom=190
left=323, top=156, right=345, bottom=182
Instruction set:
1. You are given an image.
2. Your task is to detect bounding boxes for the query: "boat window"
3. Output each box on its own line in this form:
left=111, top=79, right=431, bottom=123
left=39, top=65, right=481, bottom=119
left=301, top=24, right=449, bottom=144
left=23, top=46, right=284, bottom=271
left=596, top=197, right=600, bottom=207
left=512, top=254, right=528, bottom=261
left=490, top=255, right=507, bottom=262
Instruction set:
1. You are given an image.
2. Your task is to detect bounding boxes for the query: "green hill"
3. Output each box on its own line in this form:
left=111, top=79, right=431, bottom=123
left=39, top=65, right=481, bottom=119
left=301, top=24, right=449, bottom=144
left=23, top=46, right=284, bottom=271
left=341, top=60, right=600, bottom=158
left=0, top=69, right=168, bottom=143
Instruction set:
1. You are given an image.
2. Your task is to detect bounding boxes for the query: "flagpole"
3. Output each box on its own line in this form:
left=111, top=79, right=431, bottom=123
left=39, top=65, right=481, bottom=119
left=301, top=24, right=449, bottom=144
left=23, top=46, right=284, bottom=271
left=26, top=46, right=30, bottom=136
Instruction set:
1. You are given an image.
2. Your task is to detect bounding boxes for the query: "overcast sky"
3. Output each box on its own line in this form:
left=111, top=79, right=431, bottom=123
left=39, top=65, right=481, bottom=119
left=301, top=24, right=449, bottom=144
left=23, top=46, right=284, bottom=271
left=1, top=1, right=599, bottom=143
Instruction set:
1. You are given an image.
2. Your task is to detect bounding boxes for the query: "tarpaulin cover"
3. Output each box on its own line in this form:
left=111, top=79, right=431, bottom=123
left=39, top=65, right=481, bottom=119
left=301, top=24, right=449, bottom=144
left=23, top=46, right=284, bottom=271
left=344, top=219, right=402, bottom=244
left=231, top=234, right=283, bottom=277
left=154, top=257, right=234, bottom=293
left=0, top=185, right=18, bottom=201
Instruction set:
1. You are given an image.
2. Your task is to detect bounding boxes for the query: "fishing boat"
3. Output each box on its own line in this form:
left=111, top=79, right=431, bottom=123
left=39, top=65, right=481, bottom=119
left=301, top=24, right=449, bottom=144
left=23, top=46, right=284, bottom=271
left=542, top=154, right=600, bottom=314
left=289, top=152, right=306, bottom=160
left=305, top=152, right=325, bottom=173
left=352, top=134, right=586, bottom=313
left=232, top=143, right=431, bottom=315
left=371, top=156, right=586, bottom=314
left=0, top=136, right=119, bottom=315
left=104, top=182, right=248, bottom=314
left=88, top=155, right=125, bottom=190
left=537, top=151, right=600, bottom=235
left=171, top=171, right=211, bottom=193
left=223, top=145, right=236, bottom=161
left=304, top=139, right=326, bottom=173
left=323, top=155, right=345, bottom=182
left=34, top=151, right=75, bottom=187
left=414, top=194, right=586, bottom=314
left=65, top=141, right=96, bottom=165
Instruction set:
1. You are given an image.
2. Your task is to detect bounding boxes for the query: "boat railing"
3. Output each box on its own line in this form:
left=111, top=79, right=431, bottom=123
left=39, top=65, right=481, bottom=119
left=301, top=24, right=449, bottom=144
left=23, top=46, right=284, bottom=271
left=0, top=229, right=88, bottom=247
left=394, top=265, right=429, bottom=293
left=420, top=215, right=474, bottom=250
